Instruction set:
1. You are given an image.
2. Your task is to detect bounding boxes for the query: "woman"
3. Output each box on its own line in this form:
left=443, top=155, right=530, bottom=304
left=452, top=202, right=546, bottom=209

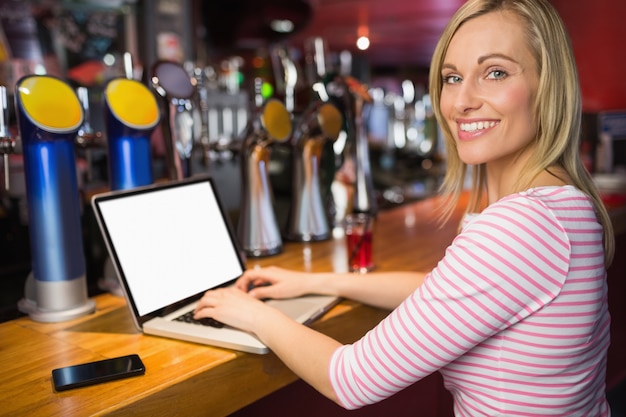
left=195, top=0, right=615, bottom=414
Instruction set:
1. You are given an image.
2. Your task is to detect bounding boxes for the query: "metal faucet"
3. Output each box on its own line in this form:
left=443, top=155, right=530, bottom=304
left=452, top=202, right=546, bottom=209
left=0, top=86, right=16, bottom=191
left=351, top=81, right=377, bottom=215
left=285, top=100, right=343, bottom=241
left=325, top=74, right=377, bottom=215
left=237, top=97, right=292, bottom=257
left=74, top=86, right=106, bottom=184
left=151, top=60, right=201, bottom=180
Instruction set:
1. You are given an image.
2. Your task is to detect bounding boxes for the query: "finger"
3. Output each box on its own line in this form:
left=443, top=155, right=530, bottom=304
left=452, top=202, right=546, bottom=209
left=236, top=271, right=268, bottom=290
left=235, top=273, right=255, bottom=289
left=194, top=289, right=221, bottom=312
left=193, top=306, right=207, bottom=318
left=239, top=275, right=274, bottom=291
left=247, top=286, right=271, bottom=300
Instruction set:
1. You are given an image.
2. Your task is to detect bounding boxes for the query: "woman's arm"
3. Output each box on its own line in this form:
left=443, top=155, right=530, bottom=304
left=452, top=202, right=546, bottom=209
left=237, top=266, right=427, bottom=310
left=257, top=309, right=342, bottom=402
left=312, top=271, right=427, bottom=309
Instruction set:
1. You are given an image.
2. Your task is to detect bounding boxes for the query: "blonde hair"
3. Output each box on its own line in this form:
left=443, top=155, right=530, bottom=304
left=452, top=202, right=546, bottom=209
left=429, top=0, right=614, bottom=266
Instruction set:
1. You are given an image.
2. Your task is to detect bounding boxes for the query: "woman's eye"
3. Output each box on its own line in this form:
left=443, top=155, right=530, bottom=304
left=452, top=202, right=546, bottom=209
left=443, top=75, right=462, bottom=84
left=487, top=70, right=507, bottom=80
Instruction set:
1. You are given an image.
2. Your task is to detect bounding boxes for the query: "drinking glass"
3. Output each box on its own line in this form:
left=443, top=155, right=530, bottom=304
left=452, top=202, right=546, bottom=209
left=344, top=213, right=374, bottom=273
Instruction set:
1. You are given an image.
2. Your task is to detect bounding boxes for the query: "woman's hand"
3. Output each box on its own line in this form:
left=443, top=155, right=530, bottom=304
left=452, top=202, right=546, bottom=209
left=234, top=266, right=315, bottom=300
left=193, top=286, right=273, bottom=333
left=194, top=282, right=341, bottom=405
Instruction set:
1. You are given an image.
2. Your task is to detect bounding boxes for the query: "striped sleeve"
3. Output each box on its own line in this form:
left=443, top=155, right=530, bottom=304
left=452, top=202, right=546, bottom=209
left=329, top=196, right=571, bottom=410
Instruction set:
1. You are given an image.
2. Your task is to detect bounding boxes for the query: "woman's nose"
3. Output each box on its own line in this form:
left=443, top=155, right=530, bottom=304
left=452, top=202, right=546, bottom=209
left=453, top=80, right=481, bottom=113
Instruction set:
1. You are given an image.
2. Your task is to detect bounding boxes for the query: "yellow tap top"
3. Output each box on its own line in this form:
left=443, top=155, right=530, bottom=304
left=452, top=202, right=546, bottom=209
left=105, top=78, right=159, bottom=129
left=318, top=103, right=343, bottom=140
left=261, top=99, right=291, bottom=142
left=18, top=76, right=83, bottom=132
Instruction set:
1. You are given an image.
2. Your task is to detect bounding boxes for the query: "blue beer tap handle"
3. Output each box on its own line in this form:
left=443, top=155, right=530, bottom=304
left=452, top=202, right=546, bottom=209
left=14, top=74, right=96, bottom=322
left=103, top=78, right=159, bottom=191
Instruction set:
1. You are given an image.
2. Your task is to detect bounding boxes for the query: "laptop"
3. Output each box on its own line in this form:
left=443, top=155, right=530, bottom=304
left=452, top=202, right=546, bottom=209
left=91, top=176, right=339, bottom=354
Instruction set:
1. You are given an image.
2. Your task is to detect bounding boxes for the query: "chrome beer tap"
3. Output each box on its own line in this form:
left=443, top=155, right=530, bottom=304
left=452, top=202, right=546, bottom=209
left=75, top=86, right=104, bottom=148
left=350, top=78, right=377, bottom=215
left=0, top=86, right=16, bottom=191
left=151, top=60, right=201, bottom=180
left=325, top=74, right=377, bottom=215
left=74, top=86, right=105, bottom=184
left=270, top=42, right=344, bottom=241
left=285, top=100, right=343, bottom=241
left=237, top=92, right=292, bottom=257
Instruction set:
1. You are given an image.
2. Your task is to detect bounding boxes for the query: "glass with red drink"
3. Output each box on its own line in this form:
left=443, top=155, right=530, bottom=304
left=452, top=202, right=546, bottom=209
left=344, top=213, right=374, bottom=273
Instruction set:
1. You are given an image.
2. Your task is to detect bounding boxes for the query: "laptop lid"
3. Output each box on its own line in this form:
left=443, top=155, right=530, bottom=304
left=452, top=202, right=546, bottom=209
left=91, top=176, right=245, bottom=330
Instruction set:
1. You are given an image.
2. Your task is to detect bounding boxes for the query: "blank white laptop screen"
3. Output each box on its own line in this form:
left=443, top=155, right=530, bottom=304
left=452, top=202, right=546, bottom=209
left=95, top=180, right=244, bottom=317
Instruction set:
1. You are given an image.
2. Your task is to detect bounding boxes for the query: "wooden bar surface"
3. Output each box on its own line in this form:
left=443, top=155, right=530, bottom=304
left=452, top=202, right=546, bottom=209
left=0, top=194, right=464, bottom=417
left=2, top=193, right=623, bottom=417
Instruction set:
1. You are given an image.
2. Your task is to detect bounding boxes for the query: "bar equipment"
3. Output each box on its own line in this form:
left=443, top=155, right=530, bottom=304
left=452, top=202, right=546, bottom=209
left=304, top=37, right=329, bottom=88
left=103, top=78, right=160, bottom=191
left=76, top=86, right=103, bottom=148
left=267, top=41, right=343, bottom=241
left=326, top=74, right=377, bottom=215
left=350, top=78, right=377, bottom=215
left=75, top=86, right=106, bottom=184
left=151, top=60, right=201, bottom=180
left=285, top=100, right=342, bottom=241
left=237, top=95, right=292, bottom=257
left=0, top=86, right=16, bottom=191
left=270, top=45, right=301, bottom=113
left=15, top=75, right=95, bottom=322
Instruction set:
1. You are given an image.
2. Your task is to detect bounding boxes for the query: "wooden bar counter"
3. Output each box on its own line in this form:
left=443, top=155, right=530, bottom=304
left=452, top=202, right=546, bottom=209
left=1, top=192, right=624, bottom=417
left=0, top=195, right=464, bottom=417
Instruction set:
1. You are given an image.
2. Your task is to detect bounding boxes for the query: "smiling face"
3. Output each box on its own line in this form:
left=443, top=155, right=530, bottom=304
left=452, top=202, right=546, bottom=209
left=439, top=10, right=539, bottom=171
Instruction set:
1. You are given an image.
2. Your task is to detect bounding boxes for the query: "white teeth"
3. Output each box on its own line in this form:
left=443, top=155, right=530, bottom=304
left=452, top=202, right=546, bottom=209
left=459, top=121, right=496, bottom=132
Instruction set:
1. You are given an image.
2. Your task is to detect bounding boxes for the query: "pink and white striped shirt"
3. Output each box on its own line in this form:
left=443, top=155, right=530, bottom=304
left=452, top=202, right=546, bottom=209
left=330, top=186, right=610, bottom=416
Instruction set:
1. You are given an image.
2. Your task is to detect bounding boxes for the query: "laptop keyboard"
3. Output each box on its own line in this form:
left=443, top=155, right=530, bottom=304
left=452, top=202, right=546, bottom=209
left=174, top=311, right=225, bottom=328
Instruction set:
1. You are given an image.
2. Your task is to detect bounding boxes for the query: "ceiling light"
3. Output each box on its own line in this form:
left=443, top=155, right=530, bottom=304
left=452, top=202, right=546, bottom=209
left=356, top=36, right=370, bottom=51
left=270, top=19, right=295, bottom=33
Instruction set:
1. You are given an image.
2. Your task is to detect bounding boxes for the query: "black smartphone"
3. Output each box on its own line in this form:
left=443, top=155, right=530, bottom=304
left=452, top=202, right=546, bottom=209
left=52, top=354, right=146, bottom=392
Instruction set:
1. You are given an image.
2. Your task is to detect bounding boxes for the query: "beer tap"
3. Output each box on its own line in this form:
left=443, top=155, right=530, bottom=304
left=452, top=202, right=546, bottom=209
left=285, top=100, right=342, bottom=241
left=237, top=83, right=292, bottom=257
left=75, top=86, right=104, bottom=147
left=267, top=42, right=343, bottom=241
left=15, top=75, right=95, bottom=322
left=103, top=77, right=159, bottom=191
left=151, top=60, right=201, bottom=180
left=74, top=86, right=105, bottom=184
left=325, top=74, right=377, bottom=215
left=0, top=86, right=16, bottom=191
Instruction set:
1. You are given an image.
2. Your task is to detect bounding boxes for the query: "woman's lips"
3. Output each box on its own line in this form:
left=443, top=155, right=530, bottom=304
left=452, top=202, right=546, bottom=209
left=456, top=120, right=499, bottom=140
